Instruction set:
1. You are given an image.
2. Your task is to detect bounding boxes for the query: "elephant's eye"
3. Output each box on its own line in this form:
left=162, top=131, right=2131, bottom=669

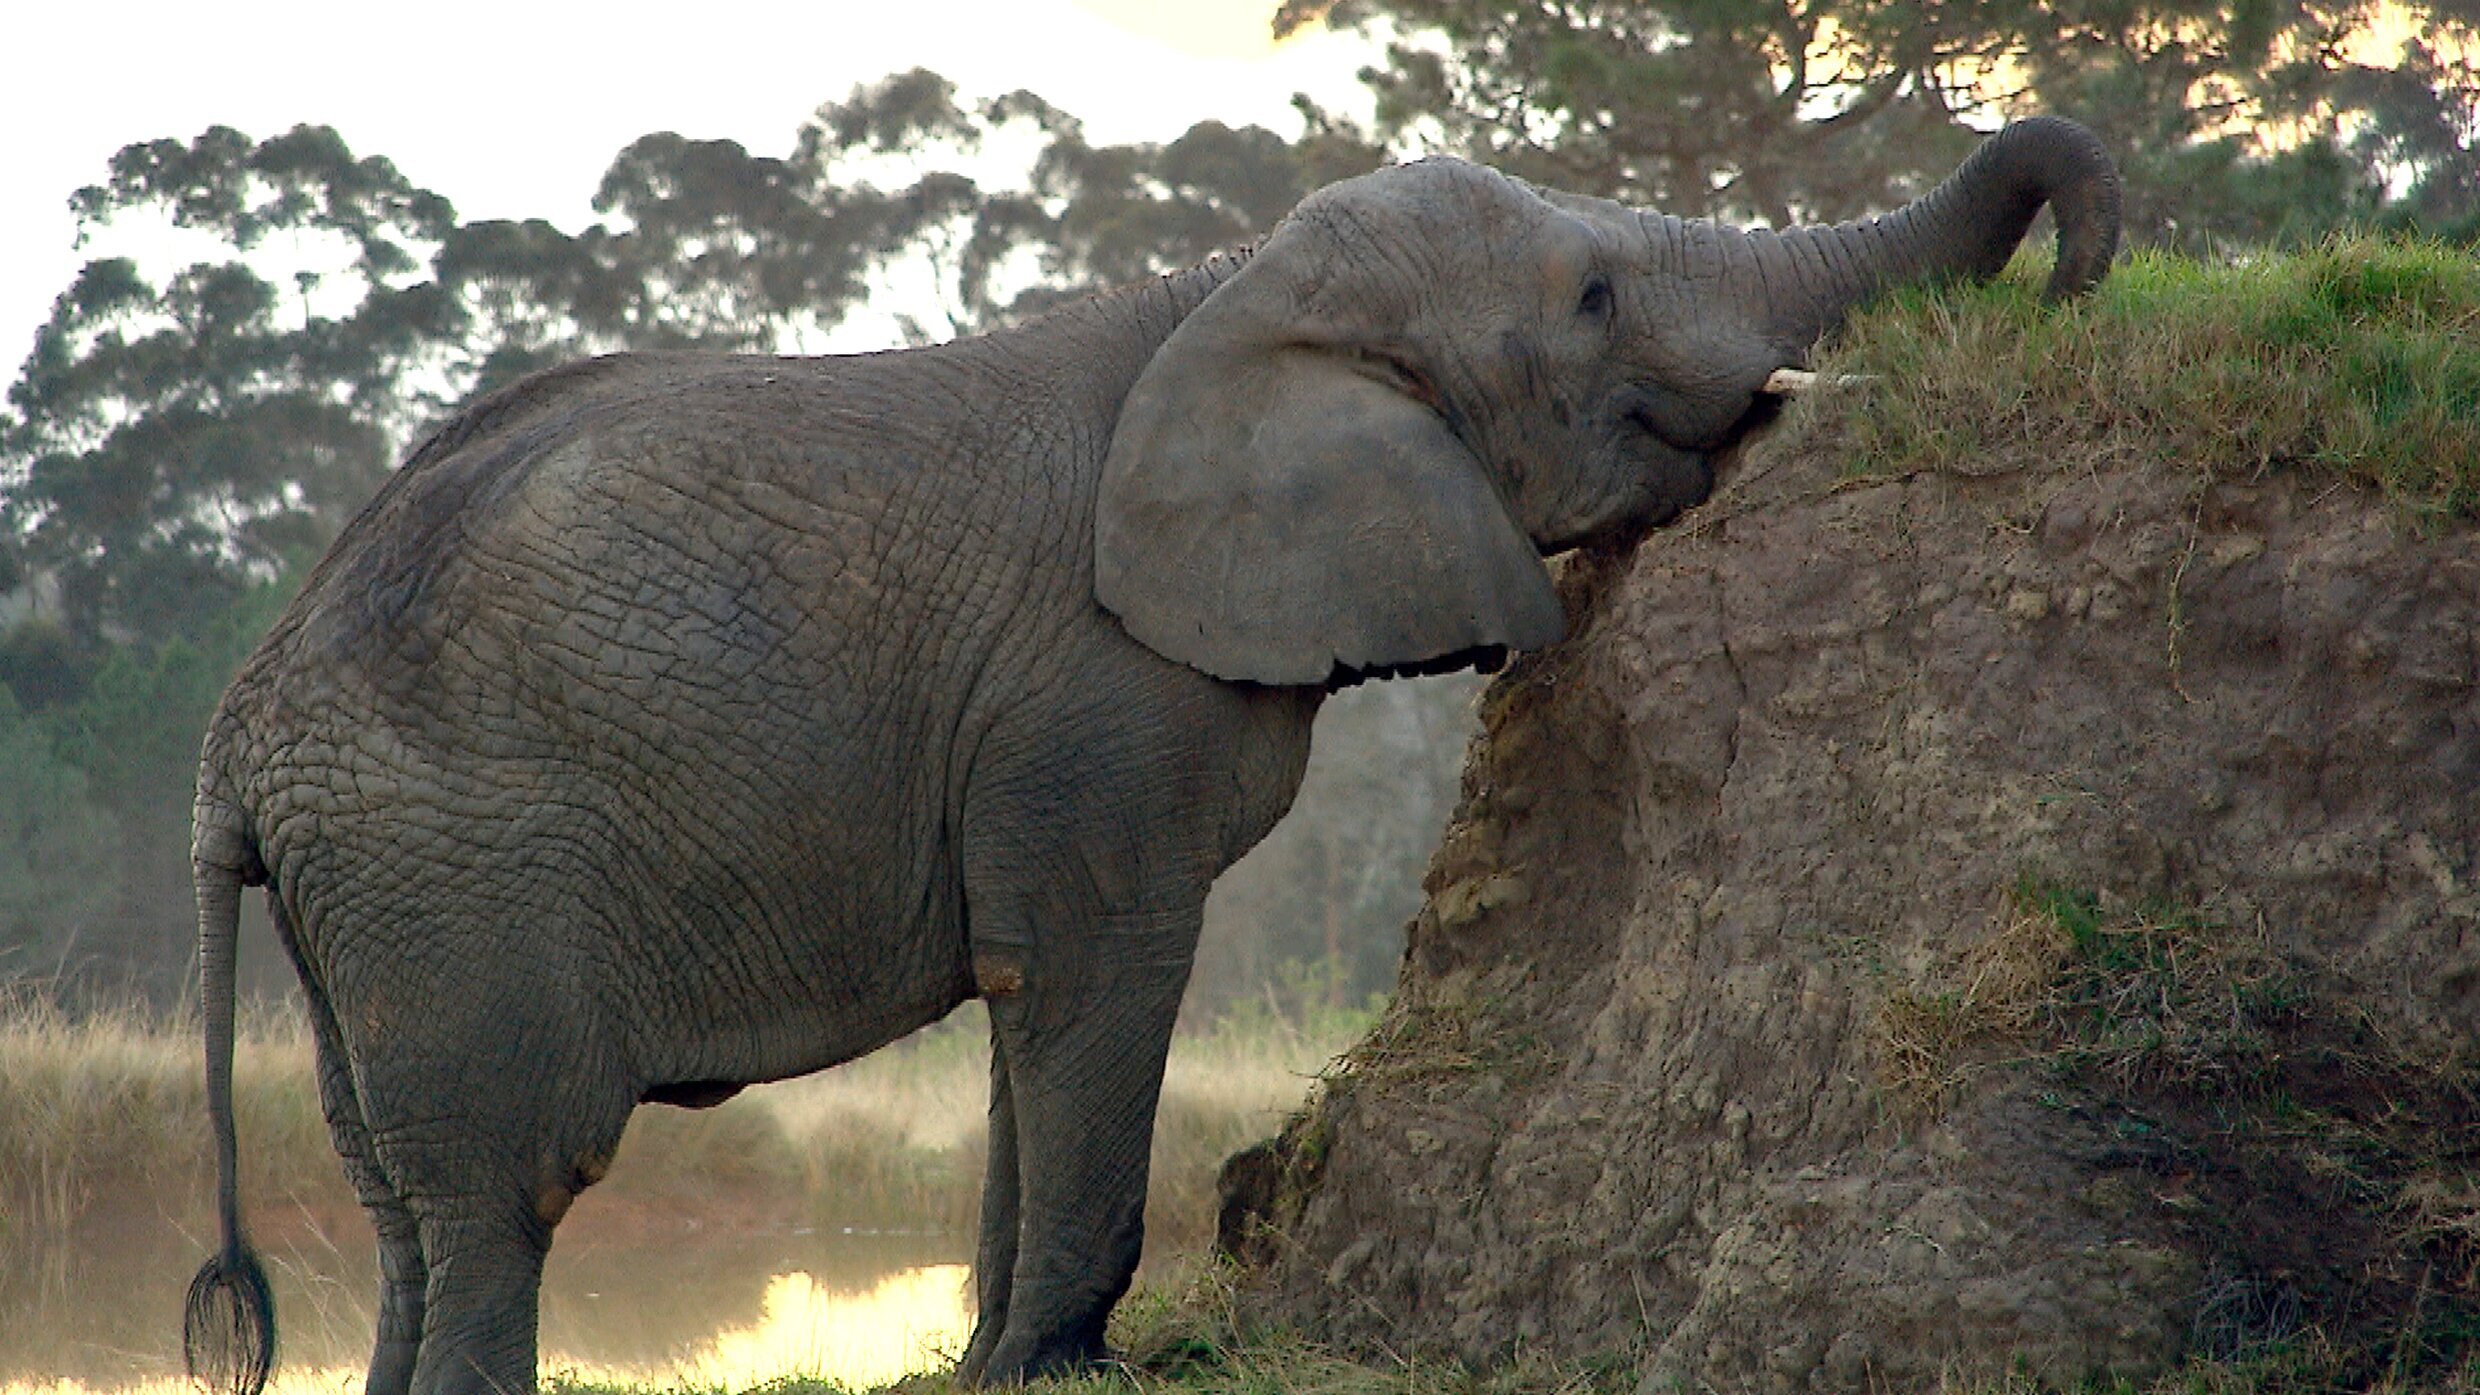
left=1577, top=276, right=1613, bottom=324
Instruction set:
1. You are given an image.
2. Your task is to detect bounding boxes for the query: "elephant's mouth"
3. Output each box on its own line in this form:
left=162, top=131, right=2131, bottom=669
left=1682, top=381, right=1787, bottom=449
left=1683, top=364, right=1809, bottom=501
left=1536, top=369, right=1797, bottom=554
left=1608, top=378, right=1792, bottom=543
left=1709, top=384, right=1788, bottom=479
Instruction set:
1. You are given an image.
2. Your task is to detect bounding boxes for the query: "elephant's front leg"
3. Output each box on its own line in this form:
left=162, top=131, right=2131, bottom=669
left=958, top=1042, right=1020, bottom=1383
left=970, top=907, right=1197, bottom=1383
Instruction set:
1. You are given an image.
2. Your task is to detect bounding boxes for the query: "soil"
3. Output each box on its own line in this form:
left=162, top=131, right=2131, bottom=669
left=1219, top=409, right=2480, bottom=1391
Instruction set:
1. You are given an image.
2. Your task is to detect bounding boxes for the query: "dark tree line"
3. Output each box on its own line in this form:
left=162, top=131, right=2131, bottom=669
left=1284, top=0, right=2480, bottom=244
left=2, top=4, right=2471, bottom=1005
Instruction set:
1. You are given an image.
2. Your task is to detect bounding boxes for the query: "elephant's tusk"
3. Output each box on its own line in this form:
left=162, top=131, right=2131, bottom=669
left=1762, top=368, right=1878, bottom=396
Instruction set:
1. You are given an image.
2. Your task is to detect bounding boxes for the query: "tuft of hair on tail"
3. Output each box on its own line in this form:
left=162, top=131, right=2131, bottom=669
left=184, top=1240, right=275, bottom=1395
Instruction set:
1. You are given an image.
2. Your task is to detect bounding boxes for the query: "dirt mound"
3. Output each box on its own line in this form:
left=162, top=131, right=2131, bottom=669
left=1219, top=403, right=2480, bottom=1390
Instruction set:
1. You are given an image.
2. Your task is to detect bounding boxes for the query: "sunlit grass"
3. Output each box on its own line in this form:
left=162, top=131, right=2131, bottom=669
left=532, top=1266, right=975, bottom=1394
left=535, top=1261, right=1632, bottom=1395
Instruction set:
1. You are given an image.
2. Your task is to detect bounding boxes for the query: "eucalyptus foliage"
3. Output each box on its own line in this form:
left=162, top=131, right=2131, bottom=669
left=1277, top=0, right=2480, bottom=245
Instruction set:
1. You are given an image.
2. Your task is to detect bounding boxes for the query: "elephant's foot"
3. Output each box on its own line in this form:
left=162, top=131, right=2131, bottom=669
left=961, top=1312, right=1114, bottom=1386
left=366, top=1338, right=418, bottom=1395
left=956, top=1316, right=1001, bottom=1386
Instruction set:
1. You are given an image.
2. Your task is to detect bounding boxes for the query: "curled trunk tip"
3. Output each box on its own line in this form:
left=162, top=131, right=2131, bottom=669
left=1977, top=116, right=2123, bottom=302
left=1745, top=114, right=2124, bottom=352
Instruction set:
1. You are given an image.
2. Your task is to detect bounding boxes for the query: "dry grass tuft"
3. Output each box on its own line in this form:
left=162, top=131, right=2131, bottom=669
left=1873, top=902, right=2069, bottom=1115
left=2393, top=1170, right=2480, bottom=1281
left=1328, top=970, right=1558, bottom=1092
left=1875, top=878, right=2306, bottom=1117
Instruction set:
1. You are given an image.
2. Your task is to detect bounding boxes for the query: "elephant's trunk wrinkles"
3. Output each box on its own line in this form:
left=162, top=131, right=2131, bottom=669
left=1646, top=116, right=2123, bottom=361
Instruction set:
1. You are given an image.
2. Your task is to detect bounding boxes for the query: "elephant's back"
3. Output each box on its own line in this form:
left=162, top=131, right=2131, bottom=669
left=241, top=348, right=1050, bottom=735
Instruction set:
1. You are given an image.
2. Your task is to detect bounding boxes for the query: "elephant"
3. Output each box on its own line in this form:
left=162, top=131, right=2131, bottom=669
left=183, top=115, right=2119, bottom=1395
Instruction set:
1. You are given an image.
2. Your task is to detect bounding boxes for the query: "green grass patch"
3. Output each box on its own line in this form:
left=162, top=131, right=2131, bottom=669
left=1877, top=879, right=2319, bottom=1112
left=2015, top=878, right=2305, bottom=1097
left=1800, top=236, right=2480, bottom=522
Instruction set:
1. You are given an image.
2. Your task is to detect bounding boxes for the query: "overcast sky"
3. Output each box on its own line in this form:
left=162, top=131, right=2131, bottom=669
left=0, top=0, right=1379, bottom=372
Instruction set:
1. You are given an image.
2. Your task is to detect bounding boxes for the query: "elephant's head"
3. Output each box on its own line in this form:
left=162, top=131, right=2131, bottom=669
left=1096, top=116, right=2120, bottom=685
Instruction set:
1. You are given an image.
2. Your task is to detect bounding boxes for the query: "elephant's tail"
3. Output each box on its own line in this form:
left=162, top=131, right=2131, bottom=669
left=184, top=778, right=276, bottom=1395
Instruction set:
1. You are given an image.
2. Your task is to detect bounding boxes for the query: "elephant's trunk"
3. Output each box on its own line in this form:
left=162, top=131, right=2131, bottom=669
left=1668, top=117, right=2123, bottom=361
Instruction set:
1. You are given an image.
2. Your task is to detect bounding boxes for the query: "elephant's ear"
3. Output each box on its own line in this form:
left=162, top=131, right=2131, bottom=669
left=1095, top=230, right=1564, bottom=686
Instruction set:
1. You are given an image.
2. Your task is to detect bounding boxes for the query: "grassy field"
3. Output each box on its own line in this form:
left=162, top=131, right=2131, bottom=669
left=601, top=996, right=1376, bottom=1250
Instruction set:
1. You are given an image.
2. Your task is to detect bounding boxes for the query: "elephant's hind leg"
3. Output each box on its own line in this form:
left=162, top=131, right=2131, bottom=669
left=350, top=971, right=634, bottom=1395
left=302, top=987, right=425, bottom=1395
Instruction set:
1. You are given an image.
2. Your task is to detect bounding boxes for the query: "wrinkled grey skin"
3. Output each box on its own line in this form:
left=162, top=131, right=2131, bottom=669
left=185, top=118, right=2118, bottom=1395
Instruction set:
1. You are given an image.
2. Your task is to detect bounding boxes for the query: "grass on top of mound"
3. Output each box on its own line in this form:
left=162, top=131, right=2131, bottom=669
left=1794, top=235, right=2480, bottom=520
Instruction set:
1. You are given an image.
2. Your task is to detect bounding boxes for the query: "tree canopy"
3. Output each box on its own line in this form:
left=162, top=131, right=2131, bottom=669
left=1277, top=0, right=2480, bottom=245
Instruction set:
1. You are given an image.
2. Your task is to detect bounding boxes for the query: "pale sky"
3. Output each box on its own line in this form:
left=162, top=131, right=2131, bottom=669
left=0, top=0, right=1380, bottom=373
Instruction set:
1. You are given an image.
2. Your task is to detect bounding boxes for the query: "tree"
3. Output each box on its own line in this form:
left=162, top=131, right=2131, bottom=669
left=0, top=685, right=115, bottom=983
left=0, top=127, right=456, bottom=655
left=564, top=69, right=1376, bottom=344
left=1276, top=0, right=2480, bottom=247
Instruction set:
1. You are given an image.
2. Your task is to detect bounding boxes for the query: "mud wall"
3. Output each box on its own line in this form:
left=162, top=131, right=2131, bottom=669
left=1223, top=419, right=2480, bottom=1391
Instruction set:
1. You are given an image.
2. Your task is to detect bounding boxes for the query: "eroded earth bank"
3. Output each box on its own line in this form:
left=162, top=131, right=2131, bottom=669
left=1220, top=402, right=2480, bottom=1391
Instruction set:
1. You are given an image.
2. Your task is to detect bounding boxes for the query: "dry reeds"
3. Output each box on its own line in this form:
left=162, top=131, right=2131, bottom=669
left=0, top=990, right=338, bottom=1245
left=0, top=992, right=1366, bottom=1268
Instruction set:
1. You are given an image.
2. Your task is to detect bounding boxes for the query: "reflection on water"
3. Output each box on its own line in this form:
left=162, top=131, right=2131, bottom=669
left=1, top=1265, right=970, bottom=1395
left=1, top=1203, right=973, bottom=1395
left=558, top=1267, right=975, bottom=1390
